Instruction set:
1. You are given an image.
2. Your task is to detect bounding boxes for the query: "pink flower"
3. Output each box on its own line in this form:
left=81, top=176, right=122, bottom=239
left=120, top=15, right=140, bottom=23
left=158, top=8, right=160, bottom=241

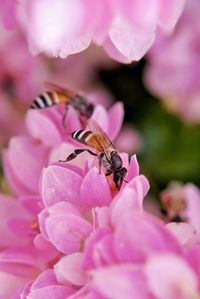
left=2, top=0, right=185, bottom=62
left=19, top=269, right=76, bottom=299
left=0, top=28, right=44, bottom=105
left=3, top=101, right=124, bottom=196
left=38, top=202, right=92, bottom=254
left=37, top=152, right=146, bottom=255
left=144, top=0, right=200, bottom=123
left=3, top=74, right=200, bottom=298
left=145, top=254, right=199, bottom=299
left=87, top=210, right=200, bottom=298
left=160, top=182, right=200, bottom=243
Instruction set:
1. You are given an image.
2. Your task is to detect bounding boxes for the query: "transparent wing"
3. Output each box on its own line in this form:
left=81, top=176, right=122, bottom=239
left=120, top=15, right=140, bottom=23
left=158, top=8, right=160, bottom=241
left=44, top=82, right=76, bottom=98
left=87, top=119, right=116, bottom=154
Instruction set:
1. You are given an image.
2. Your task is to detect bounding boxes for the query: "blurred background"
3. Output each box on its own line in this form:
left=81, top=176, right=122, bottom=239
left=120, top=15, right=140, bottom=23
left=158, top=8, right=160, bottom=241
left=0, top=0, right=200, bottom=201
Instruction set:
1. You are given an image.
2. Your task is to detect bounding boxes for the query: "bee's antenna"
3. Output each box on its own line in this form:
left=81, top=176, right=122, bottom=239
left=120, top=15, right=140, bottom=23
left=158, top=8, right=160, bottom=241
left=123, top=179, right=128, bottom=184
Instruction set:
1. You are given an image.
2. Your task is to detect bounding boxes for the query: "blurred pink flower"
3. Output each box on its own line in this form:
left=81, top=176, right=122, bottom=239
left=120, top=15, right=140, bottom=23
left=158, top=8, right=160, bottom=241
left=19, top=269, right=76, bottom=299
left=86, top=211, right=200, bottom=298
left=144, top=0, right=200, bottom=123
left=0, top=28, right=44, bottom=105
left=2, top=0, right=185, bottom=62
left=161, top=182, right=200, bottom=243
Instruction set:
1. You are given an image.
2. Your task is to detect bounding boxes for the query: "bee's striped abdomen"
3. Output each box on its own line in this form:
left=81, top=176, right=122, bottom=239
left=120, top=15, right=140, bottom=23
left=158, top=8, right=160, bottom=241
left=30, top=92, right=62, bottom=109
left=71, top=130, right=103, bottom=152
left=71, top=130, right=93, bottom=145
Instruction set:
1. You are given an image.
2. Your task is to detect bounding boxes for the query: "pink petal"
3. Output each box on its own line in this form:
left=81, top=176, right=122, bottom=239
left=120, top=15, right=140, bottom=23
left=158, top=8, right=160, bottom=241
left=184, top=183, right=200, bottom=240
left=31, top=269, right=57, bottom=289
left=0, top=271, right=30, bottom=299
left=0, top=195, right=32, bottom=247
left=20, top=196, right=44, bottom=215
left=114, top=212, right=182, bottom=263
left=41, top=165, right=82, bottom=208
left=92, top=265, right=148, bottom=299
left=62, top=106, right=82, bottom=138
left=33, top=234, right=59, bottom=261
left=19, top=0, right=91, bottom=57
left=4, top=136, right=49, bottom=195
left=126, top=154, right=140, bottom=181
left=92, top=0, right=114, bottom=45
left=117, top=0, right=159, bottom=29
left=103, top=37, right=131, bottom=64
left=80, top=167, right=112, bottom=211
left=111, top=186, right=143, bottom=226
left=0, top=246, right=46, bottom=275
left=54, top=253, right=89, bottom=286
left=82, top=228, right=111, bottom=270
left=158, top=0, right=186, bottom=32
left=26, top=110, right=62, bottom=146
left=40, top=202, right=92, bottom=254
left=49, top=142, right=92, bottom=170
left=107, top=102, right=124, bottom=140
left=187, top=246, right=200, bottom=282
left=29, top=285, right=75, bottom=299
left=90, top=105, right=109, bottom=134
left=145, top=254, right=199, bottom=299
left=166, top=222, right=197, bottom=248
left=128, top=175, right=150, bottom=201
left=109, top=14, right=156, bottom=61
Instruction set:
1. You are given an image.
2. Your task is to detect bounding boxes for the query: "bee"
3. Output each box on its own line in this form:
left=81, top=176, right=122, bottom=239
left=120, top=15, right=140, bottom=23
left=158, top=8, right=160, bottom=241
left=30, top=83, right=94, bottom=126
left=60, top=119, right=127, bottom=191
left=160, top=182, right=186, bottom=222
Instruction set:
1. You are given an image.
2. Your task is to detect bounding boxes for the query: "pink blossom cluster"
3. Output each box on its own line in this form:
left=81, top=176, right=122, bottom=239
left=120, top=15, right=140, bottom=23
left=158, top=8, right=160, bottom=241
left=1, top=96, right=200, bottom=298
left=0, top=24, right=119, bottom=149
left=1, top=0, right=185, bottom=63
left=144, top=0, right=200, bottom=123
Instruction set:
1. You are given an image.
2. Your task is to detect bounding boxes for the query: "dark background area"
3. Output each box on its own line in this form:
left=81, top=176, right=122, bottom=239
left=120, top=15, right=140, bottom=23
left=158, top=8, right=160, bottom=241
left=99, top=60, right=200, bottom=196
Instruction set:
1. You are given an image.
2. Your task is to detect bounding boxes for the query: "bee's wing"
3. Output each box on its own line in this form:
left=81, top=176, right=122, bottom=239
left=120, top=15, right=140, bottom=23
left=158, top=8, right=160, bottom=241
left=44, top=82, right=76, bottom=98
left=87, top=119, right=116, bottom=154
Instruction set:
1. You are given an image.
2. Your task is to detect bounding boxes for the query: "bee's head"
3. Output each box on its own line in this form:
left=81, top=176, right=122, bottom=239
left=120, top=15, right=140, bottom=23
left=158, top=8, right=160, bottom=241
left=113, top=167, right=127, bottom=190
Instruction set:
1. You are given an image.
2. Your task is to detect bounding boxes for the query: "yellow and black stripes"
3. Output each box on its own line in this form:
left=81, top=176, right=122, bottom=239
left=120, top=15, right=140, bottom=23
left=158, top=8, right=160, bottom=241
left=71, top=130, right=93, bottom=144
left=31, top=92, right=60, bottom=109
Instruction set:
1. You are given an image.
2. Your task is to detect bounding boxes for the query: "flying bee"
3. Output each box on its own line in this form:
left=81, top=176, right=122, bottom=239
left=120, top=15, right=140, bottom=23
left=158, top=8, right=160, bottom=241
left=30, top=83, right=94, bottom=127
left=60, top=119, right=127, bottom=191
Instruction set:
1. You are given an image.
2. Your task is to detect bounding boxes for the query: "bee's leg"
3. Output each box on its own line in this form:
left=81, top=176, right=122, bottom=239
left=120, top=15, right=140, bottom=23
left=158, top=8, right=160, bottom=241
left=98, top=153, right=104, bottom=174
left=105, top=170, right=112, bottom=176
left=61, top=104, right=68, bottom=128
left=59, top=149, right=97, bottom=162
